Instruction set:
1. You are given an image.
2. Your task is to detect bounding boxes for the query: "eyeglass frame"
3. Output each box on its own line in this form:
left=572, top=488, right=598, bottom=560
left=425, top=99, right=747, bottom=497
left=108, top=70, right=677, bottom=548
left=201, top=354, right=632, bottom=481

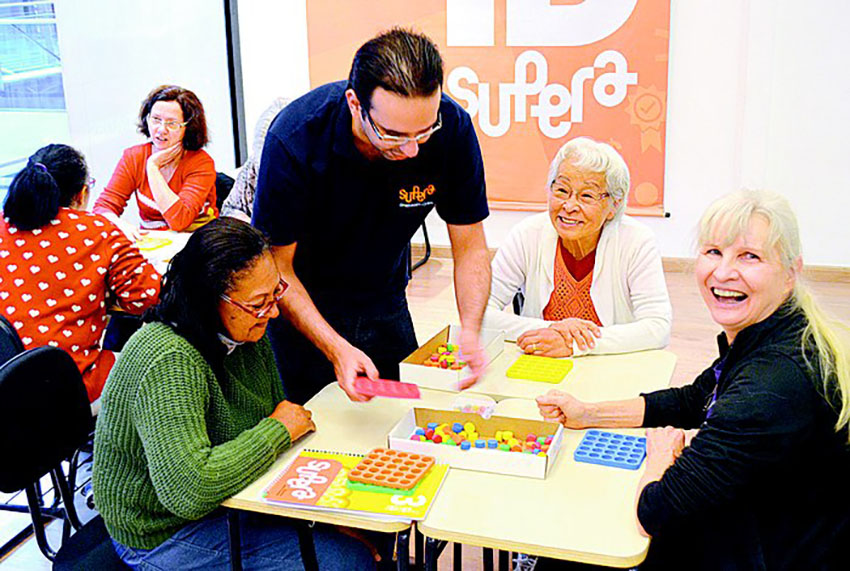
left=86, top=176, right=96, bottom=189
left=549, top=183, right=611, bottom=208
left=219, top=277, right=289, bottom=319
left=146, top=114, right=188, bottom=132
left=361, top=107, right=442, bottom=147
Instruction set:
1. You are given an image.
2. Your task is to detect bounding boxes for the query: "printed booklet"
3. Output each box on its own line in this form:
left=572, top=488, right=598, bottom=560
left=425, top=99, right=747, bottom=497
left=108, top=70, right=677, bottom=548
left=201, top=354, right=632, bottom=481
left=262, top=449, right=449, bottom=522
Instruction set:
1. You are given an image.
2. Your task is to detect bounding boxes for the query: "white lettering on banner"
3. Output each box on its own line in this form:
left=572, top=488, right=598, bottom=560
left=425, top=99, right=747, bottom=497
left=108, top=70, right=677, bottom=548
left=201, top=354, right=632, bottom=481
left=505, top=0, right=637, bottom=47
left=446, top=0, right=638, bottom=48
left=448, top=50, right=638, bottom=139
left=285, top=460, right=332, bottom=500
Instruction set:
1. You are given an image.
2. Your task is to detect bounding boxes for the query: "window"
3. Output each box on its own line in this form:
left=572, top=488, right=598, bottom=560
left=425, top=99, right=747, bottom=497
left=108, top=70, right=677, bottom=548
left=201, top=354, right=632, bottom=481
left=0, top=0, right=70, bottom=202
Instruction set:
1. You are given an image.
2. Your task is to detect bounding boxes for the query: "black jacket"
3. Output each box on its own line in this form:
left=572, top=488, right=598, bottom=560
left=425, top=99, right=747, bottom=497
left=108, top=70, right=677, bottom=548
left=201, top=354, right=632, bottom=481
left=638, top=304, right=850, bottom=570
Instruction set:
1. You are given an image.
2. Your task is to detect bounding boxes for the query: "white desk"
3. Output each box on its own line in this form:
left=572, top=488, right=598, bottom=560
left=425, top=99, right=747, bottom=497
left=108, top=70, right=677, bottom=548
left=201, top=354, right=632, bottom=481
left=419, top=398, right=650, bottom=568
left=134, top=230, right=191, bottom=274
left=222, top=383, right=457, bottom=533
left=419, top=342, right=677, bottom=402
left=223, top=383, right=656, bottom=568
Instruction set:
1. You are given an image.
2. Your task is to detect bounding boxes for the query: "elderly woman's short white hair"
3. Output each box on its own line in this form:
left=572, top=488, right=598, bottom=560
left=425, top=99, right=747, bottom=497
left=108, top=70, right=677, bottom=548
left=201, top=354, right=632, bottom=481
left=545, top=137, right=630, bottom=217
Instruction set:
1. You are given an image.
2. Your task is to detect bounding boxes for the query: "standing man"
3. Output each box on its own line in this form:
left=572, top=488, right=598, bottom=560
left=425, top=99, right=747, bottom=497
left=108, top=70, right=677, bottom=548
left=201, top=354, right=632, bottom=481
left=253, top=28, right=491, bottom=404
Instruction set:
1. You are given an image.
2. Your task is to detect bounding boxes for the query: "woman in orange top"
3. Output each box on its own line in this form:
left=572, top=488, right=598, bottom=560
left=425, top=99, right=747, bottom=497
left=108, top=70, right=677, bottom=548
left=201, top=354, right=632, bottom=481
left=94, top=85, right=218, bottom=238
left=1, top=144, right=161, bottom=402
left=483, top=137, right=672, bottom=357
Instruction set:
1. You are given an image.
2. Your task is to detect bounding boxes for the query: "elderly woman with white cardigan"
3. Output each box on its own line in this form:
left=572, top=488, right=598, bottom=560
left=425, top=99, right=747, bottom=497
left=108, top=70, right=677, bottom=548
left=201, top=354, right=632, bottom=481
left=483, top=137, right=672, bottom=357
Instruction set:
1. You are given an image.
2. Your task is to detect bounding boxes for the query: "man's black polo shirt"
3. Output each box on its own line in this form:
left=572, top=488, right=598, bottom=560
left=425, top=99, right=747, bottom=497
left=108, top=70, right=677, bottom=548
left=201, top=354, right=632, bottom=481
left=252, top=81, right=488, bottom=313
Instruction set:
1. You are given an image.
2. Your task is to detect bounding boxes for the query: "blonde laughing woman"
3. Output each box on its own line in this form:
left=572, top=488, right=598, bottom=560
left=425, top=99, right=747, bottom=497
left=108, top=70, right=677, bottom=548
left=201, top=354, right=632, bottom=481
left=535, top=190, right=850, bottom=569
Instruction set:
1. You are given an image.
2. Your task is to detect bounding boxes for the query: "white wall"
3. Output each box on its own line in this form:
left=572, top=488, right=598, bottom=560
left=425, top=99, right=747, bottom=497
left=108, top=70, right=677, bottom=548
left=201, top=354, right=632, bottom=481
left=237, top=1, right=310, bottom=143
left=239, top=0, right=850, bottom=267
left=55, top=0, right=235, bottom=223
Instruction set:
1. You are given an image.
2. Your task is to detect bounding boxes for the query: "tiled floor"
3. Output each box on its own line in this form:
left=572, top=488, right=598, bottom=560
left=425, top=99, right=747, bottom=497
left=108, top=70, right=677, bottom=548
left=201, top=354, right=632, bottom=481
left=1, top=457, right=97, bottom=570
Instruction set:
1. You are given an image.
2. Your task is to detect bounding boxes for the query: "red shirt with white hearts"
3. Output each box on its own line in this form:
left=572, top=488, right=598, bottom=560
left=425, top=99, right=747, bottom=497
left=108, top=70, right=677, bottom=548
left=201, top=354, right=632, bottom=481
left=0, top=208, right=161, bottom=401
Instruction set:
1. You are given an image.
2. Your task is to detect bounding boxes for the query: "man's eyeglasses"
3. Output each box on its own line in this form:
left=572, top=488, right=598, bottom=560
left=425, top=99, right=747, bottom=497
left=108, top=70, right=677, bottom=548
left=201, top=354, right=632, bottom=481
left=550, top=184, right=610, bottom=207
left=86, top=177, right=96, bottom=189
left=147, top=115, right=188, bottom=132
left=220, top=278, right=288, bottom=319
left=362, top=109, right=442, bottom=147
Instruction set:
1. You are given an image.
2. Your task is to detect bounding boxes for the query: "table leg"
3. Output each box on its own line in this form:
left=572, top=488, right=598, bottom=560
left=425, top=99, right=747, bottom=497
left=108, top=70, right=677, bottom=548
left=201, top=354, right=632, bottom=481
left=296, top=521, right=319, bottom=571
left=498, top=549, right=510, bottom=571
left=396, top=529, right=410, bottom=571
left=453, top=542, right=463, bottom=571
left=482, top=547, right=494, bottom=571
left=415, top=527, right=424, bottom=570
left=227, top=510, right=242, bottom=571
left=424, top=537, right=447, bottom=571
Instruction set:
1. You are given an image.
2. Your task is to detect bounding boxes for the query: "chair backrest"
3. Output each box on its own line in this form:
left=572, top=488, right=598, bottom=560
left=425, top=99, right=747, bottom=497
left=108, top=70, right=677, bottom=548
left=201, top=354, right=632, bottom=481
left=0, top=314, right=25, bottom=367
left=215, top=171, right=235, bottom=210
left=0, top=346, right=93, bottom=493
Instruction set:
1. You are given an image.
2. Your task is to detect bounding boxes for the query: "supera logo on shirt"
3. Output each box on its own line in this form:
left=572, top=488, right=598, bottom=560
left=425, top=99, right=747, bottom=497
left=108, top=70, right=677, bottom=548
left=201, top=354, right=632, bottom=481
left=398, top=184, right=436, bottom=208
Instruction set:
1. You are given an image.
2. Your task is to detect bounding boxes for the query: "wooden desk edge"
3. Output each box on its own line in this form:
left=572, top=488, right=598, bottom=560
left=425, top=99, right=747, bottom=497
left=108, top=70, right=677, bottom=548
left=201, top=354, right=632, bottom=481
left=222, top=497, right=411, bottom=534
left=416, top=522, right=649, bottom=568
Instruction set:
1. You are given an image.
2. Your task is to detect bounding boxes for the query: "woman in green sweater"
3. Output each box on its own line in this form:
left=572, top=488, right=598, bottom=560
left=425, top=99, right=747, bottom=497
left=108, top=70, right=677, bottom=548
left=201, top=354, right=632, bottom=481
left=93, top=217, right=375, bottom=569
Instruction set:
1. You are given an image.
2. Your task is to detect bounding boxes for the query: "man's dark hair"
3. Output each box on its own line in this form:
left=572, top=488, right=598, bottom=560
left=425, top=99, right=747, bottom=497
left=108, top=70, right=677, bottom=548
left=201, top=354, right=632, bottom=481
left=145, top=217, right=270, bottom=376
left=3, top=144, right=88, bottom=230
left=137, top=84, right=209, bottom=151
left=348, top=28, right=443, bottom=112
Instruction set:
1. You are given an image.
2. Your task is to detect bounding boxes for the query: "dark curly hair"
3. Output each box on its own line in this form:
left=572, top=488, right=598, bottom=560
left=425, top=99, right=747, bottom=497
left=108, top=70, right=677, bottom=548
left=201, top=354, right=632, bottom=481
left=137, top=85, right=209, bottom=151
left=3, top=144, right=88, bottom=230
left=144, top=217, right=270, bottom=375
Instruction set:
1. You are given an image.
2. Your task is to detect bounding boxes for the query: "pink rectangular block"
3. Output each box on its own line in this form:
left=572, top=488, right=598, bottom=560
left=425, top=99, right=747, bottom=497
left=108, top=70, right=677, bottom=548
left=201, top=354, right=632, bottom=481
left=354, top=377, right=421, bottom=399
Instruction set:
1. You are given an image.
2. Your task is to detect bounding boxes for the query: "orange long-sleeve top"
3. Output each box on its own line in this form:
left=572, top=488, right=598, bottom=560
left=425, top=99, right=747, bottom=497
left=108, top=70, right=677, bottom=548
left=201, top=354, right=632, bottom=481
left=93, top=143, right=218, bottom=232
left=0, top=208, right=161, bottom=401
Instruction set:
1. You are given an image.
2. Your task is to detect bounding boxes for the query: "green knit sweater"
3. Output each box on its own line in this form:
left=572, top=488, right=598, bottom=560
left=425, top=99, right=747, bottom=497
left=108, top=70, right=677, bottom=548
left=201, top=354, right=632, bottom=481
left=92, top=322, right=291, bottom=549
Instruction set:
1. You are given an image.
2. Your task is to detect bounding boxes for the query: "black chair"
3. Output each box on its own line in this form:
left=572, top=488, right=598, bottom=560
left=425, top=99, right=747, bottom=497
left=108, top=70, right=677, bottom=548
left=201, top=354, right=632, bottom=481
left=513, top=291, right=525, bottom=315
left=0, top=314, right=39, bottom=558
left=407, top=221, right=431, bottom=277
left=0, top=314, right=24, bottom=366
left=0, top=346, right=125, bottom=568
left=216, top=171, right=236, bottom=211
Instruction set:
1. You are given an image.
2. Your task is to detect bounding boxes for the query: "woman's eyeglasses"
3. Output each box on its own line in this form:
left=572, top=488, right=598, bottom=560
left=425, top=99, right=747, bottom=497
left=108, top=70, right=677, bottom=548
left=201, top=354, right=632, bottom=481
left=550, top=184, right=610, bottom=207
left=147, top=115, right=188, bottom=132
left=220, top=278, right=289, bottom=319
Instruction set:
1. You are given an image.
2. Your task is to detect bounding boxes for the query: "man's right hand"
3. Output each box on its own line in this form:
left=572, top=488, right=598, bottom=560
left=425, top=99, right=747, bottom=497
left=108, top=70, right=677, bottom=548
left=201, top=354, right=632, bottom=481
left=331, top=341, right=379, bottom=402
left=269, top=400, right=316, bottom=441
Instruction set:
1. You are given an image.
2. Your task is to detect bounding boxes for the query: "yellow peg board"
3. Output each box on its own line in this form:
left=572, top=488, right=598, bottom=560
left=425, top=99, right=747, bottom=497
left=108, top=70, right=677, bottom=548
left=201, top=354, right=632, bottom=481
left=505, top=355, right=573, bottom=384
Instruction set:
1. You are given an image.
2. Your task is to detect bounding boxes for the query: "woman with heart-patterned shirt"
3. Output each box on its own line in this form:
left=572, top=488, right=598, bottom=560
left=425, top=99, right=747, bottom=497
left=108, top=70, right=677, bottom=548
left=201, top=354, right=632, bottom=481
left=1, top=144, right=161, bottom=402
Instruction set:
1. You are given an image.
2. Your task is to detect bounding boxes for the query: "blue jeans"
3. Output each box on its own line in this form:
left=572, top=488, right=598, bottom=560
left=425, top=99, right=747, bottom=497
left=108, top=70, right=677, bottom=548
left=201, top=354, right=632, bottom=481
left=110, top=510, right=376, bottom=570
left=267, top=296, right=418, bottom=405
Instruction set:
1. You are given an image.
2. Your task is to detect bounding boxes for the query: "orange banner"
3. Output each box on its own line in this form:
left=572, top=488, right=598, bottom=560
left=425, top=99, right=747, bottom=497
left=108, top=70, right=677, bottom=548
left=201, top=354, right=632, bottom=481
left=306, top=1, right=671, bottom=215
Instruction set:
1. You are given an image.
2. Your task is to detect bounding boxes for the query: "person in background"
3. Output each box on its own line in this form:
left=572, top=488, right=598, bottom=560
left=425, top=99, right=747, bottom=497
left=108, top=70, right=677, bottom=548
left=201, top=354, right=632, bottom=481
left=94, top=85, right=218, bottom=238
left=483, top=137, right=671, bottom=357
left=93, top=218, right=376, bottom=570
left=536, top=190, right=850, bottom=569
left=220, top=97, right=289, bottom=222
left=0, top=144, right=160, bottom=404
left=252, top=29, right=491, bottom=404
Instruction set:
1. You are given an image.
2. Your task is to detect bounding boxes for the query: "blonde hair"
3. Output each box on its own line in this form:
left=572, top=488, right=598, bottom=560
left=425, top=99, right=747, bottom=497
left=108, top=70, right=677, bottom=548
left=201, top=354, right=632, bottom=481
left=545, top=137, right=630, bottom=217
left=698, top=190, right=850, bottom=438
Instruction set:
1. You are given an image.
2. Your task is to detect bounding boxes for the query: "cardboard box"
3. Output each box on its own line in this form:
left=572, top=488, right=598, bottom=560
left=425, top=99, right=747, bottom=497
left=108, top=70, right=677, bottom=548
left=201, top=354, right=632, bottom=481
left=387, top=408, right=564, bottom=479
left=400, top=325, right=504, bottom=389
